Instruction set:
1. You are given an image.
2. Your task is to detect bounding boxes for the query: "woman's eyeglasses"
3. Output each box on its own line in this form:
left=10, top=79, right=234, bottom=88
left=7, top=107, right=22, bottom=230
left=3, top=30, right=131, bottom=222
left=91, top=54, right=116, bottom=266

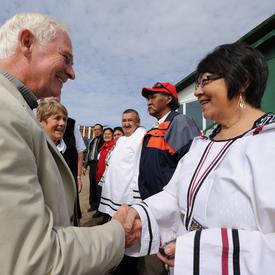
left=195, top=73, right=224, bottom=89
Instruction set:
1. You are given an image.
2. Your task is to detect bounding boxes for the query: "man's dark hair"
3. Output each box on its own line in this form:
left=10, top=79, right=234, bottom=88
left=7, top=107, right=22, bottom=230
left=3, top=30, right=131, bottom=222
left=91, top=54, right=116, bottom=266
left=167, top=95, right=180, bottom=111
left=94, top=123, right=103, bottom=130
left=196, top=42, right=268, bottom=108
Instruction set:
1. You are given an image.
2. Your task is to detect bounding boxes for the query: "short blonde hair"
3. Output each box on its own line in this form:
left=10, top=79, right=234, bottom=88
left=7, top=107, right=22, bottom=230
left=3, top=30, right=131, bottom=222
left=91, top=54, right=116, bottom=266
left=37, top=99, right=68, bottom=122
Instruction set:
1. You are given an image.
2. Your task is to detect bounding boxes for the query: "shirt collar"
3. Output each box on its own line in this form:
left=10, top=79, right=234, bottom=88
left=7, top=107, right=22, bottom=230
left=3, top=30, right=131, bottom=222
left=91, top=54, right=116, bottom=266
left=56, top=138, right=67, bottom=154
left=0, top=69, right=38, bottom=110
left=154, top=111, right=171, bottom=127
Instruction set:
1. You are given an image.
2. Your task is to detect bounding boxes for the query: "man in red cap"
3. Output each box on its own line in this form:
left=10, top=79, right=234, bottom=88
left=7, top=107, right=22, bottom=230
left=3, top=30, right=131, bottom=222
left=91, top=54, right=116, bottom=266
left=137, top=82, right=199, bottom=275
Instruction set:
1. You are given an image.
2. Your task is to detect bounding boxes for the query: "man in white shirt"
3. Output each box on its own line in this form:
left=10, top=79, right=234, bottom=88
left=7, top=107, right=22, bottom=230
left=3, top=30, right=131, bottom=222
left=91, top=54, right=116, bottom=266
left=99, top=109, right=146, bottom=217
left=99, top=108, right=146, bottom=275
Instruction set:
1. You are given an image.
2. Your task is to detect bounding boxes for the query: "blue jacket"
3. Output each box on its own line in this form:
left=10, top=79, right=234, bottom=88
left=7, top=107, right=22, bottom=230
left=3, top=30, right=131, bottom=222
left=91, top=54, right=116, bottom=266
left=138, top=111, right=198, bottom=199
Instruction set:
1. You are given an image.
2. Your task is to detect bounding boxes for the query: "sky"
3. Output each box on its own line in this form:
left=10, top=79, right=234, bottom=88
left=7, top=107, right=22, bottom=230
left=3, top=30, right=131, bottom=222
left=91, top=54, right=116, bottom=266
left=0, top=0, right=274, bottom=130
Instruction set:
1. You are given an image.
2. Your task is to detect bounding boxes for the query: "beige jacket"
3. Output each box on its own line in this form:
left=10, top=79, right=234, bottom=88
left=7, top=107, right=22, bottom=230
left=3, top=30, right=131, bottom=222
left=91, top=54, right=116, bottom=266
left=0, top=75, right=124, bottom=275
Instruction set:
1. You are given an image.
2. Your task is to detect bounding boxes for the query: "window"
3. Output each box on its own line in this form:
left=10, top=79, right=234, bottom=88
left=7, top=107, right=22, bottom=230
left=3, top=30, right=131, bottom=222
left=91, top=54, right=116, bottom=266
left=179, top=100, right=214, bottom=131
left=186, top=100, right=203, bottom=130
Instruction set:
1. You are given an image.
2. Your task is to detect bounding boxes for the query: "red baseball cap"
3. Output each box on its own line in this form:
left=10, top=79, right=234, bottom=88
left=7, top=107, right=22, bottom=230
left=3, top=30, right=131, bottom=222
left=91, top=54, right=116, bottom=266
left=141, top=82, right=178, bottom=99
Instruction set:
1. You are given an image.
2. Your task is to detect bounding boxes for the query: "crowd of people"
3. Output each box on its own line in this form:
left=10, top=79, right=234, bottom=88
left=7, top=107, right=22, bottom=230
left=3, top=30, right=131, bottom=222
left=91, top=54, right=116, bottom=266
left=0, top=11, right=275, bottom=275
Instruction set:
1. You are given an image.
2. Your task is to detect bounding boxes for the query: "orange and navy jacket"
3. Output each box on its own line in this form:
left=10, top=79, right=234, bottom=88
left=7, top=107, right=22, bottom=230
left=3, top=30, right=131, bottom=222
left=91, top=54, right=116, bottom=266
left=138, top=111, right=198, bottom=199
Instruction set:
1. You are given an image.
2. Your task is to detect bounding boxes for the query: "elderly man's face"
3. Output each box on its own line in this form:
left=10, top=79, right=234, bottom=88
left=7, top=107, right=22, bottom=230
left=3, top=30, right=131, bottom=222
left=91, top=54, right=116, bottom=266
left=28, top=29, right=75, bottom=98
left=122, top=112, right=139, bottom=137
left=147, top=93, right=171, bottom=120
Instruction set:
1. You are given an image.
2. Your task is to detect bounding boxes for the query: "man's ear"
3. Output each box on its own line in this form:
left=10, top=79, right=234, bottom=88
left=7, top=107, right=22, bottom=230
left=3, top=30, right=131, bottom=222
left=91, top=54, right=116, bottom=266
left=166, top=95, right=173, bottom=104
left=18, top=29, right=35, bottom=57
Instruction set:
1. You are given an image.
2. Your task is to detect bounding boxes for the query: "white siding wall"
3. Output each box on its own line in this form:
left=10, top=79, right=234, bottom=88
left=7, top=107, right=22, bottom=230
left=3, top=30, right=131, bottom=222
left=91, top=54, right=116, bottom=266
left=178, top=84, right=206, bottom=130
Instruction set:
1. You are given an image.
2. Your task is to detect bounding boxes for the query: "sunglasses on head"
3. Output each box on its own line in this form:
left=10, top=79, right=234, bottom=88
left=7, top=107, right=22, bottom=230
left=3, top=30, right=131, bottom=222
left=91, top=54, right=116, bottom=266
left=153, top=82, right=171, bottom=93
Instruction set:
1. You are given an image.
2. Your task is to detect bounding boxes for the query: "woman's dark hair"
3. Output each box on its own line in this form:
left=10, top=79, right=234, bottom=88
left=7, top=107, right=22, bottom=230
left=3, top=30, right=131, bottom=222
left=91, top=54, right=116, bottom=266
left=103, top=127, right=114, bottom=134
left=113, top=126, right=124, bottom=134
left=196, top=42, right=268, bottom=108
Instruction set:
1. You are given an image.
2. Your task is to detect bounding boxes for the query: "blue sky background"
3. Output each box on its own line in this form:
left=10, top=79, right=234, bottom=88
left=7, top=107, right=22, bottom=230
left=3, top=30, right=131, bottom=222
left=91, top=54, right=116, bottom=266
left=0, top=0, right=274, bottom=129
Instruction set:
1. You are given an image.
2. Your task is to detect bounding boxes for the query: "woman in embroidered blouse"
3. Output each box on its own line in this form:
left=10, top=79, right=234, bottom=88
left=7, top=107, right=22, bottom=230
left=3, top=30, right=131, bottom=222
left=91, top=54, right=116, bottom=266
left=125, top=42, right=275, bottom=275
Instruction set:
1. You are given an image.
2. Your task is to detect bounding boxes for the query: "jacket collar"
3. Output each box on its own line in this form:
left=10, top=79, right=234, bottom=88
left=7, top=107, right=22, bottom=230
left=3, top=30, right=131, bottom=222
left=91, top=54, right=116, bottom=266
left=0, top=69, right=38, bottom=110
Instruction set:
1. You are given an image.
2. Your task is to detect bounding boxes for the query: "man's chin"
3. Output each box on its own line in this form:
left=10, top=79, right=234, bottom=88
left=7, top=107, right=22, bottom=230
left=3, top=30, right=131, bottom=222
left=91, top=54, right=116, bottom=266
left=148, top=109, right=156, bottom=116
left=37, top=89, right=61, bottom=99
left=51, top=89, right=62, bottom=98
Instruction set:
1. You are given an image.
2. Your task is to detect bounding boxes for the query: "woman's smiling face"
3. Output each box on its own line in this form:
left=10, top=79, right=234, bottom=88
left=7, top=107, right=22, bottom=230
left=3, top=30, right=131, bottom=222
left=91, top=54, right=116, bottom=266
left=194, top=72, right=239, bottom=123
left=41, top=110, right=67, bottom=144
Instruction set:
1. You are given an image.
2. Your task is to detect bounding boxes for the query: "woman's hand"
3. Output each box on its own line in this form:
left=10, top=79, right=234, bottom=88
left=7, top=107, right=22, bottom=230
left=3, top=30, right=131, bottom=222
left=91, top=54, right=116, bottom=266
left=157, top=239, right=176, bottom=267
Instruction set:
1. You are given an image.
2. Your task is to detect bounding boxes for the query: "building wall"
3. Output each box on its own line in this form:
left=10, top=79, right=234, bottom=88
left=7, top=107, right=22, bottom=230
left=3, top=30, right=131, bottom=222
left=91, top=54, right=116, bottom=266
left=178, top=84, right=205, bottom=130
left=261, top=44, right=275, bottom=113
left=79, top=125, right=94, bottom=139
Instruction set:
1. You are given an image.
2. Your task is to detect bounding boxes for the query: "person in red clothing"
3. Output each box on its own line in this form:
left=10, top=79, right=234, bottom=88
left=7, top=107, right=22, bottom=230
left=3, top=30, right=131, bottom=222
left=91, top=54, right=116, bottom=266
left=94, top=127, right=115, bottom=220
left=96, top=128, right=115, bottom=183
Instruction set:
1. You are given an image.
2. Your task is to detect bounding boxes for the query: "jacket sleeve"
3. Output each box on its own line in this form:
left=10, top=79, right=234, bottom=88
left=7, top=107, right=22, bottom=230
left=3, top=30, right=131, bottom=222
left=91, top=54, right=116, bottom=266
left=174, top=228, right=275, bottom=275
left=130, top=128, right=146, bottom=195
left=84, top=141, right=90, bottom=168
left=0, top=96, right=124, bottom=275
left=126, top=162, right=183, bottom=257
left=165, top=114, right=199, bottom=159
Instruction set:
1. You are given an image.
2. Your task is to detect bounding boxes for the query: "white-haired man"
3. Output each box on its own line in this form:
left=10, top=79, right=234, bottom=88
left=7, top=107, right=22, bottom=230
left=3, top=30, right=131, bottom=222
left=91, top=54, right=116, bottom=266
left=0, top=13, right=133, bottom=275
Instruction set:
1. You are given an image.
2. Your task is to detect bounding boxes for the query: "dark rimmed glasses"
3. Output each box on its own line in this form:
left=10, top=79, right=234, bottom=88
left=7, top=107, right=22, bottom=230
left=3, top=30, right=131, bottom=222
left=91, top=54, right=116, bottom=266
left=195, top=73, right=224, bottom=89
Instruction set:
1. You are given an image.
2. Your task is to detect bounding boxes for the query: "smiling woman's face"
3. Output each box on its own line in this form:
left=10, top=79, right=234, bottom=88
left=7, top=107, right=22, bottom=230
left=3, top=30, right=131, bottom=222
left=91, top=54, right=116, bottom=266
left=103, top=129, right=113, bottom=142
left=41, top=110, right=67, bottom=144
left=194, top=72, right=239, bottom=123
left=113, top=130, right=123, bottom=142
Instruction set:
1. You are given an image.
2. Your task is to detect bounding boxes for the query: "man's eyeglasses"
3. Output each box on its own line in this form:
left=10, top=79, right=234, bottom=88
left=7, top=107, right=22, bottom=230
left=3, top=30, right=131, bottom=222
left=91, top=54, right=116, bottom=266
left=153, top=82, right=171, bottom=93
left=195, top=73, right=224, bottom=89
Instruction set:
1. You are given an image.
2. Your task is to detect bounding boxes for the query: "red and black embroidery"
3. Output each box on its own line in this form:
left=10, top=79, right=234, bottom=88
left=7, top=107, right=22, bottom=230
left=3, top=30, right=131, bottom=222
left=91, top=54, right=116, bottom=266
left=185, top=139, right=236, bottom=230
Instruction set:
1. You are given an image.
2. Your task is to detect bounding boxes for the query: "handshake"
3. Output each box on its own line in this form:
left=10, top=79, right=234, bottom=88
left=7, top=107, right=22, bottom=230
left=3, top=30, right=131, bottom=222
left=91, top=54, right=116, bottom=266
left=112, top=204, right=141, bottom=248
left=112, top=204, right=176, bottom=267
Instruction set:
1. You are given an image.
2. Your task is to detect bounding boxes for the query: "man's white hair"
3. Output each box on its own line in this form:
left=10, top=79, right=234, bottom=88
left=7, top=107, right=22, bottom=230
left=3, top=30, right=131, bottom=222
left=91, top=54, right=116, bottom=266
left=0, top=13, right=68, bottom=58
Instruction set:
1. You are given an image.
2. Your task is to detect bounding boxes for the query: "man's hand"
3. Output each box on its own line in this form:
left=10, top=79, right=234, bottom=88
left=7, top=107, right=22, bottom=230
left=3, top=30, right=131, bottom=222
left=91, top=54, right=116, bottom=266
left=125, top=207, right=141, bottom=248
left=113, top=205, right=141, bottom=248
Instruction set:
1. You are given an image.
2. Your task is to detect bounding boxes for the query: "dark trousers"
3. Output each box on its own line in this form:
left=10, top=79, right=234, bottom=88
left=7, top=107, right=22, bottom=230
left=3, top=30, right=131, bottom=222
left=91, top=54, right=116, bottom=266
left=110, top=255, right=139, bottom=275
left=139, top=255, right=168, bottom=275
left=73, top=193, right=82, bottom=226
left=88, top=162, right=99, bottom=209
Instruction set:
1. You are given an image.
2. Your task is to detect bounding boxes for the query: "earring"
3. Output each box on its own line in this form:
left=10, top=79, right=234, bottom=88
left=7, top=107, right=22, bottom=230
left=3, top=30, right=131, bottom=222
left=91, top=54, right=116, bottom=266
left=238, top=94, right=245, bottom=109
